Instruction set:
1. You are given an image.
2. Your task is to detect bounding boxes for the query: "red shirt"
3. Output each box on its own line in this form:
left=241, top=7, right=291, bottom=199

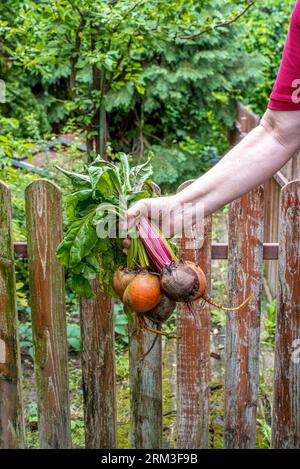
left=268, top=0, right=300, bottom=111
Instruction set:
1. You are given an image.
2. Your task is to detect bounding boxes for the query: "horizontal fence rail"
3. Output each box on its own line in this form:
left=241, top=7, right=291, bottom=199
left=1, top=174, right=300, bottom=449
left=13, top=241, right=280, bottom=260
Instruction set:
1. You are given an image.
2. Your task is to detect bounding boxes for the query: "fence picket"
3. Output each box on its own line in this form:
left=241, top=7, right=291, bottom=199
left=80, top=281, right=117, bottom=448
left=126, top=180, right=163, bottom=448
left=25, top=179, right=70, bottom=448
left=0, top=182, right=25, bottom=448
left=128, top=311, right=162, bottom=448
left=224, top=185, right=264, bottom=448
left=271, top=180, right=300, bottom=448
left=264, top=177, right=280, bottom=297
left=176, top=183, right=212, bottom=449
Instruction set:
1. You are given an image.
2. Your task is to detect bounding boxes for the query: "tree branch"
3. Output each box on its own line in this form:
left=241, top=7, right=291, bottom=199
left=110, top=0, right=146, bottom=34
left=178, top=0, right=256, bottom=40
left=111, top=36, right=133, bottom=82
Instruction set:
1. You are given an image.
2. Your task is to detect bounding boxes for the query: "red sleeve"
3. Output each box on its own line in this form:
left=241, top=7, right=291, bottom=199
left=268, top=1, right=300, bottom=111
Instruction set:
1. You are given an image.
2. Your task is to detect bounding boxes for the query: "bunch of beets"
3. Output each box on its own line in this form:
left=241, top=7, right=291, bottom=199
left=113, top=217, right=250, bottom=337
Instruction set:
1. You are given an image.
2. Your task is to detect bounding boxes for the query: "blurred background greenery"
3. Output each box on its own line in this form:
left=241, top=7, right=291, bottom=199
left=0, top=0, right=295, bottom=191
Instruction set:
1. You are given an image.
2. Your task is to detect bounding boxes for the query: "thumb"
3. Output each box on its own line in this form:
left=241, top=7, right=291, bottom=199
left=122, top=200, right=149, bottom=233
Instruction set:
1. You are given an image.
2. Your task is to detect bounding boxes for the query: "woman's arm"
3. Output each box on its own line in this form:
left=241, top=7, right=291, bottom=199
left=124, top=109, right=300, bottom=235
left=175, top=109, right=300, bottom=217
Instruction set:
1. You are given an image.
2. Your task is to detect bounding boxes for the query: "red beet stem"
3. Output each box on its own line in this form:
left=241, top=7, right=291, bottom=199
left=138, top=217, right=174, bottom=272
left=137, top=227, right=165, bottom=270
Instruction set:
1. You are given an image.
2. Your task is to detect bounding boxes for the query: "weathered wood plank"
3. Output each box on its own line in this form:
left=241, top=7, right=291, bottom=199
left=80, top=280, right=117, bottom=448
left=273, top=171, right=288, bottom=189
left=271, top=180, right=300, bottom=448
left=128, top=308, right=162, bottom=449
left=224, top=185, right=264, bottom=448
left=176, top=217, right=212, bottom=449
left=25, top=179, right=70, bottom=448
left=264, top=178, right=280, bottom=297
left=292, top=150, right=300, bottom=179
left=13, top=241, right=279, bottom=261
left=210, top=243, right=278, bottom=260
left=228, top=102, right=260, bottom=145
left=0, top=182, right=25, bottom=448
left=13, top=242, right=28, bottom=258
left=211, top=243, right=228, bottom=260
left=127, top=180, right=163, bottom=449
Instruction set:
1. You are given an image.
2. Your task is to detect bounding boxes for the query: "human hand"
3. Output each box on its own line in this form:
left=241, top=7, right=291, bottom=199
left=122, top=195, right=183, bottom=252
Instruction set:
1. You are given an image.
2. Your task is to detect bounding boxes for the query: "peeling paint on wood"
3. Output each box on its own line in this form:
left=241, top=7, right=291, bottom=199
left=128, top=308, right=162, bottom=449
left=0, top=339, right=6, bottom=364
left=176, top=181, right=211, bottom=449
left=0, top=182, right=25, bottom=448
left=25, top=179, right=71, bottom=449
left=271, top=180, right=300, bottom=448
left=80, top=281, right=117, bottom=448
left=264, top=178, right=280, bottom=298
left=224, top=185, right=264, bottom=448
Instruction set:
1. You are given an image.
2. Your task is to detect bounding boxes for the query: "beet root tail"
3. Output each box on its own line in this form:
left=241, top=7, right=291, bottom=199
left=202, top=293, right=252, bottom=312
left=138, top=313, right=178, bottom=339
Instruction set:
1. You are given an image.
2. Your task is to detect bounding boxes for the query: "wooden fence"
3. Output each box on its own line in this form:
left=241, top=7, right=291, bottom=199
left=230, top=102, right=300, bottom=299
left=0, top=171, right=299, bottom=449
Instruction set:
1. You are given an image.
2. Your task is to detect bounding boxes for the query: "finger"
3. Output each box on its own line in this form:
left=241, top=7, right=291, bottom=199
left=123, top=237, right=131, bottom=247
left=121, top=213, right=138, bottom=233
left=121, top=201, right=145, bottom=232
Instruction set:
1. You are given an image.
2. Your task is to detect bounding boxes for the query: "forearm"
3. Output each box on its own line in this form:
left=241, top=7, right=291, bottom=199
left=175, top=110, right=300, bottom=217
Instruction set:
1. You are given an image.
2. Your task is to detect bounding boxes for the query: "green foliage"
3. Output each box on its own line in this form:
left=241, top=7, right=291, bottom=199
left=56, top=154, right=156, bottom=298
left=19, top=316, right=34, bottom=358
left=67, top=323, right=81, bottom=352
left=150, top=140, right=221, bottom=191
left=0, top=117, right=35, bottom=160
left=0, top=0, right=52, bottom=140
left=0, top=165, right=39, bottom=239
left=257, top=418, right=271, bottom=448
left=1, top=0, right=265, bottom=188
left=25, top=402, right=38, bottom=431
left=210, top=308, right=226, bottom=329
left=242, top=0, right=295, bottom=114
left=114, top=303, right=129, bottom=346
left=261, top=298, right=277, bottom=344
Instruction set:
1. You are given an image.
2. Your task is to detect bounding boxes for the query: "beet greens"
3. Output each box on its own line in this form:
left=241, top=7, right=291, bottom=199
left=56, top=154, right=157, bottom=298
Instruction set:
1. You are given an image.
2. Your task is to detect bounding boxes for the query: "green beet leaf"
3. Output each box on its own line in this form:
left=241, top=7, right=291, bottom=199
left=57, top=152, right=155, bottom=298
left=56, top=211, right=97, bottom=268
left=56, top=166, right=91, bottom=189
left=65, top=189, right=94, bottom=220
left=68, top=274, right=96, bottom=299
left=130, top=156, right=153, bottom=191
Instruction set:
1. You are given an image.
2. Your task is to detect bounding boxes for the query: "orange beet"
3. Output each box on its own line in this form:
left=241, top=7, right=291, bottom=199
left=185, top=261, right=207, bottom=300
left=112, top=267, right=137, bottom=299
left=123, top=272, right=161, bottom=313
